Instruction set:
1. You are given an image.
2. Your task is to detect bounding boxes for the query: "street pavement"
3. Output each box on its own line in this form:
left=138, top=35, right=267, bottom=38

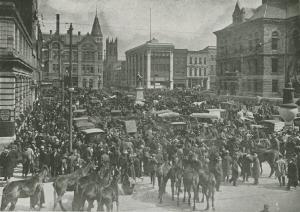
left=0, top=163, right=300, bottom=212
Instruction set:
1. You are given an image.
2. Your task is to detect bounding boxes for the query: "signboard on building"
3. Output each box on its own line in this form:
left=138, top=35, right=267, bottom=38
left=0, top=109, right=10, bottom=121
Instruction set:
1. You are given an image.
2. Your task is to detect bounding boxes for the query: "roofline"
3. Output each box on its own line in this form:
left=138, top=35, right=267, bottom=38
left=125, top=41, right=175, bottom=54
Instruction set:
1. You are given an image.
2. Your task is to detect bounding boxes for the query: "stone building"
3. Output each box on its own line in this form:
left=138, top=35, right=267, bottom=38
left=42, top=13, right=103, bottom=90
left=186, top=46, right=216, bottom=90
left=125, top=38, right=174, bottom=89
left=0, top=0, right=42, bottom=137
left=214, top=0, right=300, bottom=97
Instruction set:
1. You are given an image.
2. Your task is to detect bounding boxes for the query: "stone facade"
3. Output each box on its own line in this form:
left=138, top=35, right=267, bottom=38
left=186, top=46, right=216, bottom=90
left=0, top=0, right=42, bottom=137
left=125, top=39, right=174, bottom=90
left=42, top=14, right=103, bottom=90
left=214, top=0, right=300, bottom=97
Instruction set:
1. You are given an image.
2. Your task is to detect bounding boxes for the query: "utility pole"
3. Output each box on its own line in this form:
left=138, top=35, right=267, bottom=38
left=56, top=14, right=64, bottom=106
left=68, top=23, right=73, bottom=152
left=150, top=8, right=152, bottom=41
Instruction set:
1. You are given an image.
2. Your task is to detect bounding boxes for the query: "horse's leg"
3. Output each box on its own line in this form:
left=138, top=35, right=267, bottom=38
left=183, top=187, right=186, bottom=203
left=58, top=195, right=66, bottom=211
left=8, top=199, right=17, bottom=211
left=86, top=200, right=93, bottom=212
left=193, top=187, right=197, bottom=211
left=260, top=162, right=263, bottom=175
left=171, top=178, right=175, bottom=201
left=188, top=187, right=191, bottom=206
left=0, top=197, right=9, bottom=211
left=205, top=193, right=209, bottom=211
left=268, top=161, right=275, bottom=178
left=211, top=187, right=215, bottom=210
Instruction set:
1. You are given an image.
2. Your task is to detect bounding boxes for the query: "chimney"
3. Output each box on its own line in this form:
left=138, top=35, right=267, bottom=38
left=78, top=31, right=81, bottom=36
left=50, top=30, right=52, bottom=35
left=56, top=14, right=60, bottom=35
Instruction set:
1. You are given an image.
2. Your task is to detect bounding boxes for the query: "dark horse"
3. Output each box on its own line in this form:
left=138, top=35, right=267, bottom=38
left=53, top=161, right=95, bottom=211
left=157, top=161, right=175, bottom=203
left=1, top=166, right=48, bottom=211
left=254, top=149, right=281, bottom=177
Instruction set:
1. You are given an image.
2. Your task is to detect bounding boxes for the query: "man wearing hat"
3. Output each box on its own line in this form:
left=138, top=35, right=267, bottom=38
left=287, top=156, right=298, bottom=190
left=222, top=150, right=232, bottom=182
left=252, top=153, right=260, bottom=185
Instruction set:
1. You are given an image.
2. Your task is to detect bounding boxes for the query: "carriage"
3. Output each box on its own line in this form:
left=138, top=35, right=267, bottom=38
left=80, top=128, right=105, bottom=144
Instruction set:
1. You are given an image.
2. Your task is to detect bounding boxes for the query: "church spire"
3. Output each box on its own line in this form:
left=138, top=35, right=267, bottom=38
left=91, top=11, right=102, bottom=37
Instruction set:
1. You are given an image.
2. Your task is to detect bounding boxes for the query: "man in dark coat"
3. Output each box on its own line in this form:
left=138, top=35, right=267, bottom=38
left=222, top=150, right=232, bottom=182
left=252, top=153, right=260, bottom=185
left=50, top=147, right=61, bottom=177
left=287, top=157, right=298, bottom=190
left=0, top=149, right=13, bottom=181
left=229, top=156, right=239, bottom=186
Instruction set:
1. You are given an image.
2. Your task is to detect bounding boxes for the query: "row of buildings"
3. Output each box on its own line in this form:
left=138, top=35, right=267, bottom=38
left=41, top=14, right=217, bottom=92
left=41, top=0, right=300, bottom=98
left=0, top=0, right=42, bottom=138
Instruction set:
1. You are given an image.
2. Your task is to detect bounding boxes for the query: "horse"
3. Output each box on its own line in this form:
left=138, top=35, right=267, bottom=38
left=156, top=161, right=175, bottom=203
left=98, top=169, right=121, bottom=212
left=254, top=149, right=281, bottom=177
left=198, top=169, right=216, bottom=211
left=0, top=166, right=48, bottom=211
left=52, top=161, right=95, bottom=211
left=72, top=167, right=109, bottom=211
left=182, top=165, right=199, bottom=211
left=75, top=168, right=112, bottom=212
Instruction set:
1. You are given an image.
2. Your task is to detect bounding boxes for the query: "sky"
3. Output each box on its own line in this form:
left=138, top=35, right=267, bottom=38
left=39, top=0, right=261, bottom=59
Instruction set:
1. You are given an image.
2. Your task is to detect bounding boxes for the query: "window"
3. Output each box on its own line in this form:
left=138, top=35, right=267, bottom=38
left=83, top=79, right=87, bottom=88
left=190, top=57, right=192, bottom=64
left=204, top=68, right=207, bottom=76
left=195, top=57, right=197, bottom=64
left=272, top=58, right=278, bottom=73
left=211, top=65, right=214, bottom=73
left=82, top=51, right=95, bottom=62
left=199, top=68, right=202, bottom=76
left=52, top=64, right=59, bottom=72
left=272, top=80, right=279, bottom=92
left=199, top=57, right=202, bottom=64
left=204, top=57, right=206, bottom=65
left=89, top=79, right=93, bottom=88
left=189, top=67, right=192, bottom=76
left=272, top=31, right=279, bottom=50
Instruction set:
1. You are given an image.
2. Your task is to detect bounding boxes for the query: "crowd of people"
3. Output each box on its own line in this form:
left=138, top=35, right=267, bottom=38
left=1, top=87, right=300, bottom=201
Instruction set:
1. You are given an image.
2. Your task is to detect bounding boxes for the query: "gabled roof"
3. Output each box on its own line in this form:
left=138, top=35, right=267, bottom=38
left=91, top=15, right=102, bottom=36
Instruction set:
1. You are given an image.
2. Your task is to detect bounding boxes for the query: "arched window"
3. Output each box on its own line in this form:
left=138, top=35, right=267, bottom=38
left=271, top=31, right=279, bottom=50
left=89, top=79, right=93, bottom=88
left=82, top=79, right=87, bottom=88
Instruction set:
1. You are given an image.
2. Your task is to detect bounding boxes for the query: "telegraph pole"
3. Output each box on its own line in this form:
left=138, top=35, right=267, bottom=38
left=56, top=14, right=64, bottom=106
left=68, top=23, right=73, bottom=152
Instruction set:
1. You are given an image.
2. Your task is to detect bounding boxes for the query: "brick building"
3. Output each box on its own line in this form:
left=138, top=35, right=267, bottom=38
left=0, top=0, right=43, bottom=137
left=214, top=0, right=300, bottom=97
left=42, top=13, right=103, bottom=90
left=125, top=39, right=175, bottom=89
left=186, top=46, right=216, bottom=90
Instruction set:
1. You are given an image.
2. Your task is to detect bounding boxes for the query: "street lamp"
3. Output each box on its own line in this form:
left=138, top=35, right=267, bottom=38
left=279, top=81, right=298, bottom=127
